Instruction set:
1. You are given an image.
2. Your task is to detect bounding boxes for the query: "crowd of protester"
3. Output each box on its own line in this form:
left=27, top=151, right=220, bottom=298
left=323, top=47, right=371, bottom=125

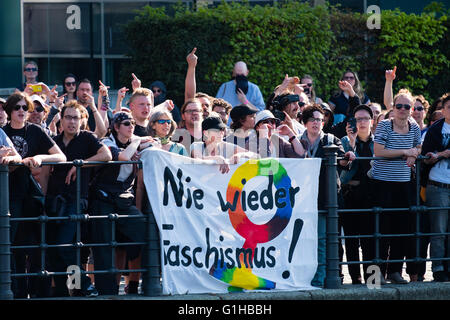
left=0, top=52, right=449, bottom=298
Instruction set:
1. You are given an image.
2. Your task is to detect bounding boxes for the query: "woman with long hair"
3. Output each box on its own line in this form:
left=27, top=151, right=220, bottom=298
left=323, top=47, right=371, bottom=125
left=329, top=70, right=370, bottom=125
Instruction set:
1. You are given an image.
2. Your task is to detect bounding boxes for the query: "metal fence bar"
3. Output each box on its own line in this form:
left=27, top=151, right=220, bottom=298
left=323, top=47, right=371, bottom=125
left=0, top=156, right=448, bottom=298
left=0, top=165, right=12, bottom=300
left=324, top=145, right=341, bottom=289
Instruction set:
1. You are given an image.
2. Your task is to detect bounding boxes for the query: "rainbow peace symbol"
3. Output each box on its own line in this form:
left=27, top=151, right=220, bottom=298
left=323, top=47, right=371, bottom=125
left=226, top=158, right=293, bottom=249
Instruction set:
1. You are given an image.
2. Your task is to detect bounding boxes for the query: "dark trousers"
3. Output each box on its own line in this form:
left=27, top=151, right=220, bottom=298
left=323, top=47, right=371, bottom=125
left=90, top=197, right=145, bottom=295
left=372, top=179, right=418, bottom=276
left=340, top=181, right=376, bottom=281
left=10, top=198, right=51, bottom=298
left=46, top=198, right=92, bottom=296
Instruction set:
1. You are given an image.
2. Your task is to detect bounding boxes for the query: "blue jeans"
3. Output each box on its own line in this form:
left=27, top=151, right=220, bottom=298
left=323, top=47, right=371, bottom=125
left=426, top=184, right=450, bottom=273
left=311, top=213, right=326, bottom=287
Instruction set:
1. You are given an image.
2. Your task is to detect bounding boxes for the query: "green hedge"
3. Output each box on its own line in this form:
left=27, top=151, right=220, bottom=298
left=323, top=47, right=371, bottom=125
left=121, top=1, right=449, bottom=108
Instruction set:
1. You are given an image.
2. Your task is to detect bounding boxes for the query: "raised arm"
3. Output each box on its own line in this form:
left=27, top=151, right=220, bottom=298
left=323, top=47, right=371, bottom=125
left=184, top=47, right=198, bottom=102
left=384, top=66, right=396, bottom=110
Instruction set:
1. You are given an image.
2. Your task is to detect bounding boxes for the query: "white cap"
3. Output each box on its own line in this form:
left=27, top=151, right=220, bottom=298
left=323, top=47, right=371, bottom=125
left=30, top=94, right=47, bottom=108
left=254, top=110, right=276, bottom=127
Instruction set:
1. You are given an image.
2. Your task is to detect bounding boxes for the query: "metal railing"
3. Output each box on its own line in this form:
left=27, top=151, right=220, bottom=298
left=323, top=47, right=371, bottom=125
left=0, top=147, right=449, bottom=299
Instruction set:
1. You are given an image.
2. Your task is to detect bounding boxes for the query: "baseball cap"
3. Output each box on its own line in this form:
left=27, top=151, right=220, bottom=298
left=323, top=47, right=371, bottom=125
left=111, top=111, right=133, bottom=128
left=30, top=94, right=47, bottom=108
left=230, top=104, right=258, bottom=123
left=320, top=102, right=332, bottom=113
left=353, top=104, right=373, bottom=119
left=202, top=115, right=227, bottom=131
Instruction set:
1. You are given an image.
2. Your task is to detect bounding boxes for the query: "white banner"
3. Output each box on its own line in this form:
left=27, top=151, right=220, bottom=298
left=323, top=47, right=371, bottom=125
left=141, top=149, right=321, bottom=295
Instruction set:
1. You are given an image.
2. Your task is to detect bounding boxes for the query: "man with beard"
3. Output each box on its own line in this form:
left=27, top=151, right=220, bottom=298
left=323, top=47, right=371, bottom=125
left=216, top=61, right=265, bottom=112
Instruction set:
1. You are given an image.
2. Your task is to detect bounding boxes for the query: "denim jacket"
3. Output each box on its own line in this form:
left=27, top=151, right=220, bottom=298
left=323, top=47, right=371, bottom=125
left=340, top=134, right=374, bottom=185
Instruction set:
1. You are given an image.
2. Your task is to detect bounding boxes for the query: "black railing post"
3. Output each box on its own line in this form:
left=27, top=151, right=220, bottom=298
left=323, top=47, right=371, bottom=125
left=323, top=145, right=341, bottom=289
left=0, top=164, right=13, bottom=299
left=142, top=205, right=162, bottom=296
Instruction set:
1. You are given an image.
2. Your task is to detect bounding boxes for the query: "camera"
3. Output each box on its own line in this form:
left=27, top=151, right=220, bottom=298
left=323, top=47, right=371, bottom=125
left=31, top=84, right=42, bottom=93
left=272, top=109, right=286, bottom=122
left=272, top=94, right=299, bottom=110
left=348, top=117, right=357, bottom=133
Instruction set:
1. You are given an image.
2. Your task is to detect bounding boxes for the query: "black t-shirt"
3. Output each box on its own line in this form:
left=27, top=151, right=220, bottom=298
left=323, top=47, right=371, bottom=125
left=3, top=122, right=56, bottom=199
left=133, top=124, right=150, bottom=137
left=353, top=136, right=373, bottom=183
left=47, top=130, right=103, bottom=199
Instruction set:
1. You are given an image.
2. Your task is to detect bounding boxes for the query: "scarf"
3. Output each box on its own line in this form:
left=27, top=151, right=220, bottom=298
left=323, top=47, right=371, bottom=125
left=300, top=130, right=324, bottom=158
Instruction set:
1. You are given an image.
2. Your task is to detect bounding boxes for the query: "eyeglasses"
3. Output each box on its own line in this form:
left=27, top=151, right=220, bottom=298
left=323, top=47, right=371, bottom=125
left=65, top=81, right=76, bottom=87
left=24, top=68, right=37, bottom=72
left=355, top=117, right=371, bottom=122
left=414, top=106, right=424, bottom=112
left=343, top=76, right=355, bottom=80
left=395, top=104, right=411, bottom=110
left=259, top=119, right=277, bottom=126
left=215, top=111, right=228, bottom=116
left=308, top=117, right=324, bottom=123
left=184, top=109, right=202, bottom=114
left=33, top=106, right=45, bottom=113
left=14, top=104, right=29, bottom=112
left=121, top=120, right=136, bottom=126
left=63, top=115, right=81, bottom=121
left=156, top=119, right=171, bottom=125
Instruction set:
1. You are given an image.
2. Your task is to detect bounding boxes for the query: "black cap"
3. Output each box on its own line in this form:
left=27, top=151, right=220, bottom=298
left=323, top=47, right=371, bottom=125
left=230, top=104, right=258, bottom=122
left=353, top=104, right=373, bottom=119
left=202, top=116, right=227, bottom=131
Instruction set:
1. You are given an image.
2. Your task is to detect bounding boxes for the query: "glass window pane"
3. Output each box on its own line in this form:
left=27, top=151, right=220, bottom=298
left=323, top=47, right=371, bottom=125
left=24, top=3, right=101, bottom=55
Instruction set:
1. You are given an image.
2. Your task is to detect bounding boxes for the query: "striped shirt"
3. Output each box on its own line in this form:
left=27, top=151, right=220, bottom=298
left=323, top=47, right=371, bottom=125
left=372, top=119, right=421, bottom=182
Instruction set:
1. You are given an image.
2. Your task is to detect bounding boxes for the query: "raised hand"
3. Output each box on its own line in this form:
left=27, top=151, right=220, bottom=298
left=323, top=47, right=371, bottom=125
left=338, top=80, right=356, bottom=97
left=385, top=66, right=397, bottom=82
left=98, top=80, right=110, bottom=97
left=131, top=73, right=141, bottom=92
left=186, top=47, right=198, bottom=68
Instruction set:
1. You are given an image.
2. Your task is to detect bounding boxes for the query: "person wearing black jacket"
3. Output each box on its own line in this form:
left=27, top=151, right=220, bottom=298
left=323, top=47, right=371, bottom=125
left=90, top=112, right=152, bottom=295
left=421, top=94, right=450, bottom=282
left=329, top=81, right=362, bottom=139
left=300, top=104, right=355, bottom=287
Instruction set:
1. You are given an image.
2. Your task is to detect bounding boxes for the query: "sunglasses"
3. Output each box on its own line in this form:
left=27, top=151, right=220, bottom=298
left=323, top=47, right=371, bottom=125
left=156, top=119, right=171, bottom=124
left=395, top=104, right=411, bottom=110
left=343, top=76, right=355, bottom=80
left=305, top=83, right=313, bottom=87
left=24, top=67, right=37, bottom=72
left=33, top=106, right=45, bottom=113
left=414, top=106, right=424, bottom=112
left=14, top=104, right=29, bottom=112
left=298, top=101, right=306, bottom=107
left=121, top=120, right=136, bottom=126
left=152, top=88, right=162, bottom=93
left=260, top=119, right=277, bottom=126
left=65, top=81, right=76, bottom=87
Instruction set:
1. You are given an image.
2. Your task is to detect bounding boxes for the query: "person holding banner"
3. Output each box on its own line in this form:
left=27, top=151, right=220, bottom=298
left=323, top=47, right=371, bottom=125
left=191, top=113, right=258, bottom=173
left=254, top=110, right=305, bottom=159
left=300, top=104, right=355, bottom=287
left=90, top=112, right=151, bottom=295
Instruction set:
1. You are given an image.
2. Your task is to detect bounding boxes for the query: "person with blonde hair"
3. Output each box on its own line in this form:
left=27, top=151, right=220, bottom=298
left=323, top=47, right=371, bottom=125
left=372, top=83, right=422, bottom=284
